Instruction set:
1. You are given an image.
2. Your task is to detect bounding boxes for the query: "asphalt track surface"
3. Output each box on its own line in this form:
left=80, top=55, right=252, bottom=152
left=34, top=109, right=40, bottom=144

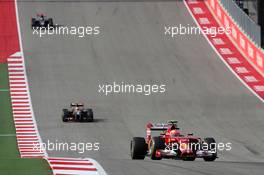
left=17, top=1, right=264, bottom=175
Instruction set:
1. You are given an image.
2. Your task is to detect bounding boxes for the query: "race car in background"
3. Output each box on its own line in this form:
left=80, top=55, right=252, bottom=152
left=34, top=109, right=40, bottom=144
left=130, top=120, right=217, bottom=161
left=31, top=13, right=54, bottom=29
left=62, top=103, right=94, bottom=122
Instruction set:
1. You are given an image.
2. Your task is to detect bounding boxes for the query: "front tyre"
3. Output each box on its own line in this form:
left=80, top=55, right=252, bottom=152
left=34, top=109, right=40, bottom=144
left=203, top=137, right=217, bottom=161
left=62, top=109, right=69, bottom=122
left=86, top=109, right=94, bottom=122
left=150, top=137, right=165, bottom=160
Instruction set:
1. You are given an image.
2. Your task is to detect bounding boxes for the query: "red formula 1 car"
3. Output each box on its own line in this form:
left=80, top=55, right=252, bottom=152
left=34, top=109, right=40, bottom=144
left=130, top=120, right=217, bottom=161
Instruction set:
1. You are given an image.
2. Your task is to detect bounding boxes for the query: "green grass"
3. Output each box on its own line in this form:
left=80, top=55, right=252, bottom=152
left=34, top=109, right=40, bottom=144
left=0, top=159, right=52, bottom=175
left=0, top=64, right=52, bottom=175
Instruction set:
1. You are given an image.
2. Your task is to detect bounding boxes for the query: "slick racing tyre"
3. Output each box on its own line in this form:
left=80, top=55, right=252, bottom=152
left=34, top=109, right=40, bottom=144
left=31, top=18, right=37, bottom=29
left=150, top=137, right=165, bottom=160
left=131, top=137, right=147, bottom=159
left=48, top=18, right=54, bottom=28
left=62, top=109, right=69, bottom=122
left=203, top=137, right=217, bottom=161
left=86, top=108, right=94, bottom=122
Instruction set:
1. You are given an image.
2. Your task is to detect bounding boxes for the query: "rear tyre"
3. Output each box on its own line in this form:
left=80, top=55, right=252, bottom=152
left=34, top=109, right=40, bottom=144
left=150, top=137, right=165, bottom=160
left=86, top=109, right=94, bottom=122
left=31, top=18, right=36, bottom=29
left=131, top=137, right=147, bottom=159
left=62, top=109, right=69, bottom=122
left=48, top=18, right=54, bottom=28
left=203, top=137, right=217, bottom=161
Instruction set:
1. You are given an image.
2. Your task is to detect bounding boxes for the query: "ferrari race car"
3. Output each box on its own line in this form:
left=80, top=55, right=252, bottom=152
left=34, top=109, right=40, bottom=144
left=62, top=103, right=94, bottom=122
left=31, top=14, right=54, bottom=29
left=130, top=120, right=217, bottom=161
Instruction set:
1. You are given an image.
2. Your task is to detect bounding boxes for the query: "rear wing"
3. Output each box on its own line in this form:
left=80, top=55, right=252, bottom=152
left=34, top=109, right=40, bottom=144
left=146, top=121, right=179, bottom=139
left=147, top=123, right=170, bottom=131
left=146, top=120, right=179, bottom=130
left=70, top=102, right=84, bottom=107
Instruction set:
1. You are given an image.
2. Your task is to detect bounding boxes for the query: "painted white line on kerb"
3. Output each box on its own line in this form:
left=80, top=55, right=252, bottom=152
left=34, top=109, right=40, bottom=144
left=90, top=159, right=108, bottom=175
left=14, top=0, right=47, bottom=158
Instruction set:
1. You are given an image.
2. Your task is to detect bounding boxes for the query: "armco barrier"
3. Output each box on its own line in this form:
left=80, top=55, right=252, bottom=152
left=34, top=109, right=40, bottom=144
left=205, top=0, right=264, bottom=76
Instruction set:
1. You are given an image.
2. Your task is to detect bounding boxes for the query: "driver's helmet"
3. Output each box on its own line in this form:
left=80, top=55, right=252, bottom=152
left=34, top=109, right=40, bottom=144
left=75, top=107, right=81, bottom=116
left=36, top=14, right=41, bottom=19
left=170, top=129, right=179, bottom=137
left=170, top=124, right=177, bottom=130
left=40, top=14, right=44, bottom=20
